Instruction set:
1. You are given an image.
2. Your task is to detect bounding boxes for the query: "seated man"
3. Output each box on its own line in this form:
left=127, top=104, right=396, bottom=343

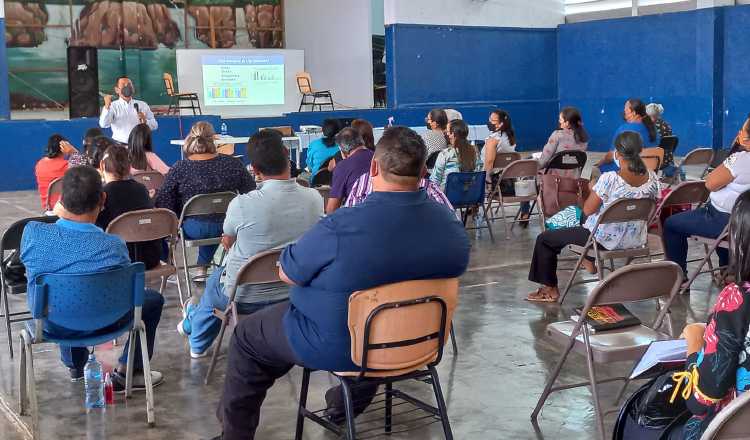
left=178, top=129, right=324, bottom=358
left=211, top=126, right=471, bottom=440
left=20, top=166, right=165, bottom=388
left=326, top=127, right=375, bottom=213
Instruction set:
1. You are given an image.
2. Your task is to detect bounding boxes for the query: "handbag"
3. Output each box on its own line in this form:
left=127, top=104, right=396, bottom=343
left=539, top=174, right=590, bottom=218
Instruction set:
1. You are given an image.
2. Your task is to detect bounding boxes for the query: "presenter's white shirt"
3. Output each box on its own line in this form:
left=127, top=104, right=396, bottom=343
left=99, top=98, right=158, bottom=143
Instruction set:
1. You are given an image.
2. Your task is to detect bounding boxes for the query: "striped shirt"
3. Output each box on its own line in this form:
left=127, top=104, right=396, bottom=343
left=344, top=172, right=453, bottom=210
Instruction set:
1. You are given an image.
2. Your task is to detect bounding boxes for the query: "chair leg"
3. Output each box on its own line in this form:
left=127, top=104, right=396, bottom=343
left=204, top=306, right=231, bottom=384
left=138, top=326, right=155, bottom=427
left=558, top=251, right=587, bottom=305
left=530, top=333, right=577, bottom=423
left=26, top=336, right=39, bottom=439
left=295, top=369, right=311, bottom=440
left=450, top=325, right=458, bottom=355
left=582, top=326, right=606, bottom=440
left=339, top=378, right=357, bottom=440
left=499, top=202, right=510, bottom=240
left=18, top=334, right=27, bottom=415
left=384, top=381, right=393, bottom=434
left=428, top=365, right=454, bottom=440
left=125, top=329, right=137, bottom=399
left=481, top=203, right=495, bottom=243
left=2, top=284, right=14, bottom=358
left=180, top=237, right=194, bottom=302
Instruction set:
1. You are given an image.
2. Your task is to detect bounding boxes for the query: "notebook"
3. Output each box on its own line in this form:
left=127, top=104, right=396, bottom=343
left=630, top=339, right=687, bottom=380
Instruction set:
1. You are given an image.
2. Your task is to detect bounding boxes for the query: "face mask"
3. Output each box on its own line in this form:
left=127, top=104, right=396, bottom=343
left=426, top=122, right=432, bottom=130
left=121, top=84, right=134, bottom=98
left=487, top=122, right=496, bottom=132
left=613, top=154, right=621, bottom=169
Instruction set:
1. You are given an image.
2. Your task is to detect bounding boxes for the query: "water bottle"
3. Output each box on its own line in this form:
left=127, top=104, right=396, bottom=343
left=220, top=122, right=228, bottom=136
left=104, top=372, right=114, bottom=405
left=84, top=354, right=105, bottom=410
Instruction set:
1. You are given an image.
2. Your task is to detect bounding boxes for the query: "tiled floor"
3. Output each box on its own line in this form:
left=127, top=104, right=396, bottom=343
left=0, top=189, right=720, bottom=440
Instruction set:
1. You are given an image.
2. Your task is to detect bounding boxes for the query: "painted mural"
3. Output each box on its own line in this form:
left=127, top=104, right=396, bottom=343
left=3, top=0, right=284, bottom=111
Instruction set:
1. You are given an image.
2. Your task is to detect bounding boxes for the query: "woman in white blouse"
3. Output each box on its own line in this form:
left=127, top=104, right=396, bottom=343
left=483, top=109, right=516, bottom=177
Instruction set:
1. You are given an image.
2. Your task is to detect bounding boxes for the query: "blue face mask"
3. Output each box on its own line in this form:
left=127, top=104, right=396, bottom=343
left=613, top=154, right=621, bottom=169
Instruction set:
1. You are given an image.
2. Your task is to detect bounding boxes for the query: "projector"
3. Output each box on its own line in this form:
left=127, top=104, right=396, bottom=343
left=300, top=125, right=322, bottom=134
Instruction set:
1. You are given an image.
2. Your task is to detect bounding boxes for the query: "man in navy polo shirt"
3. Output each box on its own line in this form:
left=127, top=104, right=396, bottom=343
left=213, top=126, right=471, bottom=440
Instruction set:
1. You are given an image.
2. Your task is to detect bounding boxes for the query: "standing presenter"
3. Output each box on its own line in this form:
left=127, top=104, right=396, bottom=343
left=100, top=76, right=158, bottom=144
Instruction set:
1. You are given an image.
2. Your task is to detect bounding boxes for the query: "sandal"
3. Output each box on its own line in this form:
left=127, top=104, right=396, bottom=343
left=525, top=287, right=559, bottom=303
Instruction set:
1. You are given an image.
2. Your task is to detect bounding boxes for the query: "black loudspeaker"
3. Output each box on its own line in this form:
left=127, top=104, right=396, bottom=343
left=67, top=46, right=99, bottom=119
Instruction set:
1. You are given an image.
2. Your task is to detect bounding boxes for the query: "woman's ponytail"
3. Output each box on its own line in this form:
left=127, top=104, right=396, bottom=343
left=614, top=131, right=648, bottom=175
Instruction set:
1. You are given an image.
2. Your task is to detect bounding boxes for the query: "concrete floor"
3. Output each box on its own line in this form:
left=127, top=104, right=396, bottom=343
left=0, top=189, right=720, bottom=440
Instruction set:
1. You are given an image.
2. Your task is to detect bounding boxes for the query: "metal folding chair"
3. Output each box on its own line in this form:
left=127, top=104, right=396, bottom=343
left=486, top=159, right=541, bottom=239
left=106, top=208, right=184, bottom=303
left=0, top=215, right=58, bottom=358
left=295, top=278, right=458, bottom=440
left=44, top=177, right=64, bottom=212
left=177, top=192, right=237, bottom=302
left=558, top=198, right=657, bottom=305
left=444, top=171, right=494, bottom=243
left=700, top=387, right=750, bottom=440
left=647, top=181, right=710, bottom=257
left=531, top=261, right=682, bottom=439
left=679, top=148, right=714, bottom=181
left=681, top=223, right=730, bottom=294
left=19, top=263, right=155, bottom=438
left=204, top=249, right=283, bottom=384
left=131, top=171, right=165, bottom=199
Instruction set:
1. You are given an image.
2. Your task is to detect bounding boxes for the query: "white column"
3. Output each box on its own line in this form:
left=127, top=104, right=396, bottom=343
left=696, top=0, right=736, bottom=7
left=632, top=0, right=639, bottom=16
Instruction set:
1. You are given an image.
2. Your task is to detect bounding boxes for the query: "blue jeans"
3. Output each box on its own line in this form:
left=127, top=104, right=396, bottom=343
left=663, top=203, right=730, bottom=275
left=182, top=218, right=224, bottom=265
left=184, top=269, right=284, bottom=354
left=58, top=289, right=164, bottom=372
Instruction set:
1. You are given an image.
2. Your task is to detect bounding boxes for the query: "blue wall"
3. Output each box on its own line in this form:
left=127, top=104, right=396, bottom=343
left=722, top=6, right=750, bottom=147
left=0, top=18, right=9, bottom=120
left=386, top=23, right=559, bottom=151
left=558, top=9, right=720, bottom=154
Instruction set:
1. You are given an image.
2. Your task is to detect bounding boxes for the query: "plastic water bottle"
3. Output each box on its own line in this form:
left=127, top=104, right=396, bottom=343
left=220, top=122, right=228, bottom=136
left=104, top=372, right=114, bottom=405
left=84, top=354, right=105, bottom=410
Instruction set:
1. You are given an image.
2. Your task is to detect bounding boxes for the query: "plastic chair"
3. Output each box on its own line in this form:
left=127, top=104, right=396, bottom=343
left=558, top=198, right=657, bottom=305
left=131, top=171, right=165, bottom=199
left=178, top=192, right=237, bottom=302
left=296, top=72, right=334, bottom=112
left=106, top=208, right=183, bottom=302
left=679, top=148, right=714, bottom=180
left=295, top=278, right=458, bottom=440
left=531, top=261, right=682, bottom=440
left=19, top=263, right=155, bottom=438
left=700, top=388, right=750, bottom=440
left=163, top=72, right=201, bottom=115
left=204, top=249, right=282, bottom=384
left=44, top=177, right=63, bottom=212
left=444, top=171, right=494, bottom=242
left=0, top=215, right=58, bottom=358
left=486, top=159, right=540, bottom=239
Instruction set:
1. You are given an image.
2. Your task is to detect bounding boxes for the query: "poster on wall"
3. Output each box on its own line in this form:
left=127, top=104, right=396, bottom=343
left=4, top=0, right=284, bottom=112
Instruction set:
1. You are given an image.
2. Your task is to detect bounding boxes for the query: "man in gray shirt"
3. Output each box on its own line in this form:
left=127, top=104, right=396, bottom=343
left=177, top=130, right=323, bottom=358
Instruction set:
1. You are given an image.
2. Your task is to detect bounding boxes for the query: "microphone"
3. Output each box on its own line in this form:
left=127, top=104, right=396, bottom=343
left=134, top=103, right=140, bottom=112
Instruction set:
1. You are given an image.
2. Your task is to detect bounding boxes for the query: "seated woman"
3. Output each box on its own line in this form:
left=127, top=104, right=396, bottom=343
left=647, top=103, right=676, bottom=172
left=430, top=119, right=483, bottom=191
left=422, top=108, right=449, bottom=158
left=663, top=120, right=750, bottom=280
left=537, top=107, right=589, bottom=176
left=629, top=190, right=750, bottom=440
left=352, top=118, right=376, bottom=151
left=483, top=109, right=517, bottom=178
left=155, top=125, right=255, bottom=276
left=304, top=118, right=341, bottom=183
left=128, top=123, right=170, bottom=175
left=67, top=127, right=104, bottom=167
left=526, top=131, right=659, bottom=302
left=94, top=145, right=162, bottom=270
left=35, top=134, right=72, bottom=211
left=597, top=98, right=661, bottom=173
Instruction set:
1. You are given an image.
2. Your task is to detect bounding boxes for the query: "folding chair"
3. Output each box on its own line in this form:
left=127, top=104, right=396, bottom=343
left=641, top=155, right=661, bottom=173
left=296, top=72, right=334, bottom=112
left=0, top=215, right=58, bottom=358
left=679, top=148, right=714, bottom=181
left=295, top=278, right=458, bottom=440
left=486, top=159, right=540, bottom=239
left=131, top=171, right=165, bottom=199
left=659, top=136, right=678, bottom=164
left=444, top=171, right=494, bottom=243
left=260, top=126, right=294, bottom=137
left=106, top=208, right=184, bottom=303
left=204, top=249, right=282, bottom=384
left=163, top=72, right=201, bottom=115
left=44, top=177, right=63, bottom=212
left=315, top=185, right=331, bottom=209
left=19, top=263, right=155, bottom=438
left=558, top=198, right=657, bottom=305
left=531, top=261, right=682, bottom=440
left=178, top=192, right=237, bottom=302
left=681, top=223, right=729, bottom=295
left=647, top=181, right=710, bottom=257
left=700, top=388, right=750, bottom=440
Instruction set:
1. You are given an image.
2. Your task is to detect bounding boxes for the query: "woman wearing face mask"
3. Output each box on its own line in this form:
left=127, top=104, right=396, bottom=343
left=597, top=98, right=660, bottom=173
left=422, top=108, right=449, bottom=158
left=483, top=109, right=517, bottom=177
left=430, top=119, right=484, bottom=191
left=526, top=132, right=659, bottom=303
left=663, top=115, right=750, bottom=283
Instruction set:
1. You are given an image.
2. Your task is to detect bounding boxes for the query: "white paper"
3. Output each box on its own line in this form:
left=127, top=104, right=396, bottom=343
left=630, top=339, right=687, bottom=379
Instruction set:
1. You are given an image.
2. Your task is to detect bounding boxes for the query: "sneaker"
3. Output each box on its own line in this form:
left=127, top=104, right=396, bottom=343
left=177, top=301, right=195, bottom=336
left=190, top=349, right=209, bottom=359
left=166, top=274, right=179, bottom=285
left=69, top=368, right=84, bottom=382
left=112, top=370, right=164, bottom=393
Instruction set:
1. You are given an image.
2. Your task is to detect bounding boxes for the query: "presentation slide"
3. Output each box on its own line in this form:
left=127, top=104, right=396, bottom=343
left=201, top=54, right=285, bottom=106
